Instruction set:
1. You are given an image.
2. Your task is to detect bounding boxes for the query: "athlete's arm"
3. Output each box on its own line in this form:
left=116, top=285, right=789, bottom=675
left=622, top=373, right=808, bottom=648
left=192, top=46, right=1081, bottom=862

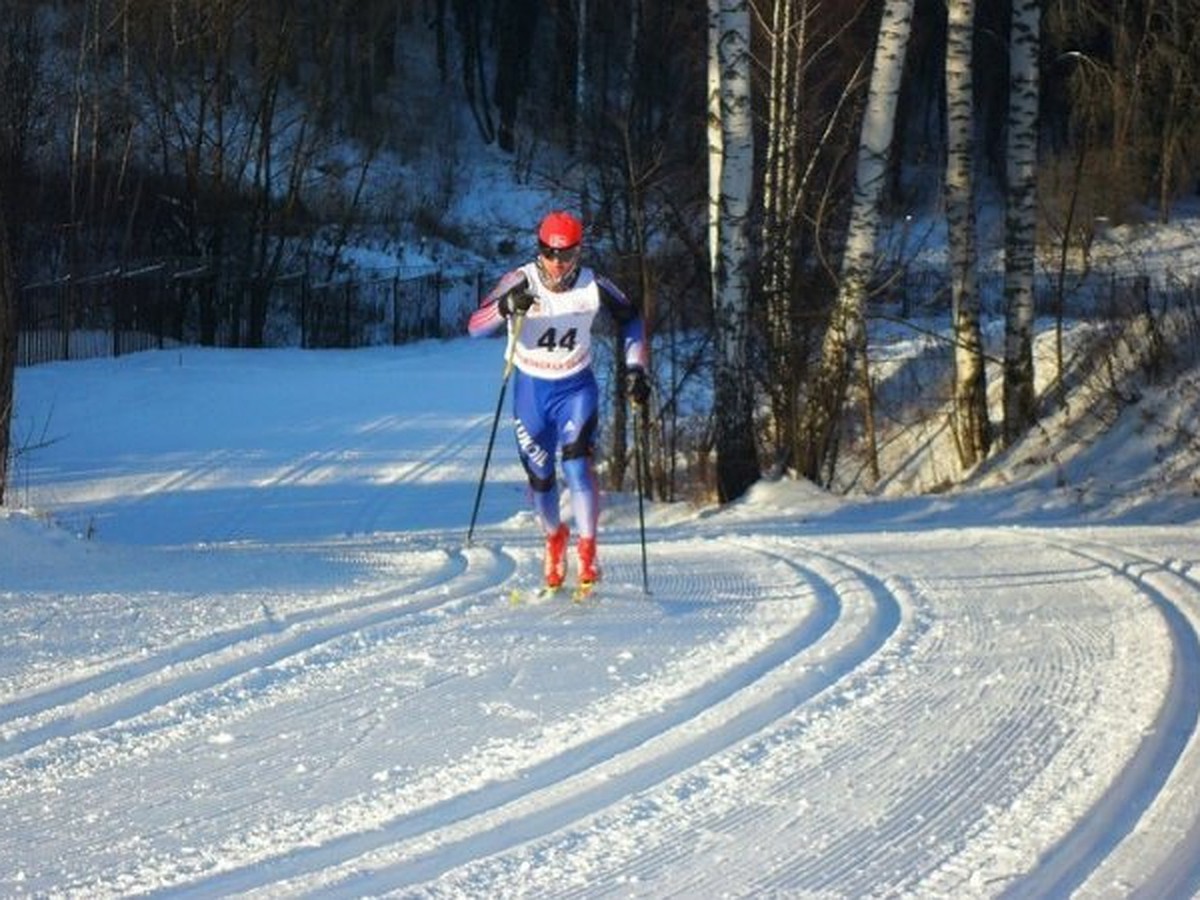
left=467, top=270, right=532, bottom=337
left=596, top=274, right=648, bottom=370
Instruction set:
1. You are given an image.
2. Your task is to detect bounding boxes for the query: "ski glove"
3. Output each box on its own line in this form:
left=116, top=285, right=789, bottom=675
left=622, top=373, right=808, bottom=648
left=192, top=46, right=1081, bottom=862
left=626, top=367, right=650, bottom=406
left=498, top=287, right=535, bottom=318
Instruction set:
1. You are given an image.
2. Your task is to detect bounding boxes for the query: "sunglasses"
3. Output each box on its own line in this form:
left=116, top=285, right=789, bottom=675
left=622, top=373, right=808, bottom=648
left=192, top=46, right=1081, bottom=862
left=539, top=243, right=581, bottom=262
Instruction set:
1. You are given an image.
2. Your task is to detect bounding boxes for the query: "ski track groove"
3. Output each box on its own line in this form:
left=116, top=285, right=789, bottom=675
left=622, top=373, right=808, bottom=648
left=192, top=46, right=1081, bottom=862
left=9, top=527, right=1199, bottom=897
left=384, top=539, right=910, bottom=900
left=95, top=539, right=899, bottom=898
left=395, top=531, right=1190, bottom=899
left=743, top=536, right=1187, bottom=897
left=314, top=549, right=897, bottom=897
left=998, top=534, right=1200, bottom=899
left=582, top=546, right=1053, bottom=897
left=0, top=546, right=502, bottom=771
left=348, top=542, right=902, bottom=897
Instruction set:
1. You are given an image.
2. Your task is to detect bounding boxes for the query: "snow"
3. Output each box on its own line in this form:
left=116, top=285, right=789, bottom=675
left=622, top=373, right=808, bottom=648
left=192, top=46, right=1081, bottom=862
left=3, top=329, right=1200, bottom=898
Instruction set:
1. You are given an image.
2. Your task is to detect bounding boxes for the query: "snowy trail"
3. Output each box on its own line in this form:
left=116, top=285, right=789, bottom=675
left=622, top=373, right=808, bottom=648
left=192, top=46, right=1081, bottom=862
left=5, top=346, right=1200, bottom=897
left=5, top=526, right=1197, bottom=897
left=0, top=546, right=484, bottom=761
left=1026, top=536, right=1200, bottom=898
left=171, top=540, right=898, bottom=896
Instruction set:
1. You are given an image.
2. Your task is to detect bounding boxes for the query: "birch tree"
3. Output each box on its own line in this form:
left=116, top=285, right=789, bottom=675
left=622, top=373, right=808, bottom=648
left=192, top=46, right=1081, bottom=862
left=801, top=0, right=915, bottom=484
left=945, top=0, right=989, bottom=467
left=1003, top=0, right=1040, bottom=443
left=707, top=0, right=759, bottom=502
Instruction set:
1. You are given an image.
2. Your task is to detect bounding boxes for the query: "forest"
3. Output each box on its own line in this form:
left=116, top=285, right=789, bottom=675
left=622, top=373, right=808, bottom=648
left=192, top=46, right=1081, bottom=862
left=1, top=0, right=1199, bottom=506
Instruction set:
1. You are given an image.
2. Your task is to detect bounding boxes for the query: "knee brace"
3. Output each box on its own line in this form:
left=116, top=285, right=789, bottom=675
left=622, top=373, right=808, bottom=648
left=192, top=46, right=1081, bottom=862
left=521, top=456, right=556, bottom=492
left=561, top=413, right=598, bottom=461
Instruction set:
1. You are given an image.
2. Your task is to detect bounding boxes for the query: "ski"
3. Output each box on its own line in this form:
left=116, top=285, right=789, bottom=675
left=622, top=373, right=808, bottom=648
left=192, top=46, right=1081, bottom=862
left=508, top=584, right=564, bottom=606
left=571, top=581, right=598, bottom=604
left=507, top=581, right=597, bottom=606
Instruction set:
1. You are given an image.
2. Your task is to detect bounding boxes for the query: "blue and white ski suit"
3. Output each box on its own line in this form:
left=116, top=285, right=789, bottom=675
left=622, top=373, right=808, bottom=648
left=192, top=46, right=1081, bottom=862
left=468, top=261, right=646, bottom=539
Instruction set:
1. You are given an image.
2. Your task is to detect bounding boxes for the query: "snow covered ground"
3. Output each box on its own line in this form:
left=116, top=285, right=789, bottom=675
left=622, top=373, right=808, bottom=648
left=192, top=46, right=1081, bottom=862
left=3, top=338, right=1200, bottom=897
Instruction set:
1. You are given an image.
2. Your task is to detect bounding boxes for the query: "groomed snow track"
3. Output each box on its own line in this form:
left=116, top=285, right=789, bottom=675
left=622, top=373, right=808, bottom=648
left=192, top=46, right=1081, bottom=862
left=3, top=523, right=1199, bottom=898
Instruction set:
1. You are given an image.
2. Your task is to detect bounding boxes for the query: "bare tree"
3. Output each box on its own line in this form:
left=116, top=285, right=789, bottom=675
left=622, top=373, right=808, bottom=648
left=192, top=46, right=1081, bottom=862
left=493, top=0, right=539, bottom=152
left=0, top=193, right=14, bottom=505
left=801, top=0, right=915, bottom=485
left=945, top=0, right=989, bottom=467
left=129, top=0, right=339, bottom=346
left=574, top=0, right=587, bottom=155
left=581, top=0, right=708, bottom=505
left=760, top=0, right=871, bottom=476
left=0, top=1, right=42, bottom=503
left=1003, top=0, right=1041, bottom=443
left=1048, top=0, right=1200, bottom=223
left=1148, top=0, right=1200, bottom=222
left=708, top=0, right=760, bottom=502
left=761, top=0, right=806, bottom=474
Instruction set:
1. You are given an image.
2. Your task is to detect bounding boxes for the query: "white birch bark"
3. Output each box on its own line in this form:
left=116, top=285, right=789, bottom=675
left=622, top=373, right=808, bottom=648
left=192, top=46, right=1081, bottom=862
left=946, top=0, right=990, bottom=467
left=707, top=0, right=759, bottom=501
left=707, top=2, right=723, bottom=290
left=1003, top=0, right=1040, bottom=442
left=803, top=0, right=914, bottom=482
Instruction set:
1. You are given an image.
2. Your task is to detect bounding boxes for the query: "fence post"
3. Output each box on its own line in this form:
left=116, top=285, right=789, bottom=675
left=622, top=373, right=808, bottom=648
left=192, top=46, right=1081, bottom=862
left=60, top=283, right=70, bottom=361
left=392, top=275, right=400, bottom=346
left=156, top=267, right=165, bottom=349
left=300, top=272, right=308, bottom=349
left=434, top=270, right=443, bottom=338
left=112, top=275, right=121, bottom=359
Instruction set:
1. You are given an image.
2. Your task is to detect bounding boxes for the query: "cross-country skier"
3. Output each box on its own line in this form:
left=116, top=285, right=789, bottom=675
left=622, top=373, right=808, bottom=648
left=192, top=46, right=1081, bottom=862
left=468, top=210, right=650, bottom=590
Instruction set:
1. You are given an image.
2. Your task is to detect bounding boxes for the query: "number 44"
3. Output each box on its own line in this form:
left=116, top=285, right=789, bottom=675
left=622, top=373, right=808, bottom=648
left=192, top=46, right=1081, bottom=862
left=536, top=327, right=578, bottom=352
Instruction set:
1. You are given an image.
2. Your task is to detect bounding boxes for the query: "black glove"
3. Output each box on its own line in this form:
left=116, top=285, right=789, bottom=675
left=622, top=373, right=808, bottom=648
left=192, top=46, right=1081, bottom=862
left=626, top=367, right=650, bottom=406
left=498, top=288, right=535, bottom=318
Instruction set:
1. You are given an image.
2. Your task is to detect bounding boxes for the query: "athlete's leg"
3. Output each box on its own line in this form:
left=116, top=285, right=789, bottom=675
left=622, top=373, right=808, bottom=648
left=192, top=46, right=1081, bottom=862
left=561, top=436, right=598, bottom=537
left=556, top=372, right=601, bottom=539
left=511, top=371, right=560, bottom=533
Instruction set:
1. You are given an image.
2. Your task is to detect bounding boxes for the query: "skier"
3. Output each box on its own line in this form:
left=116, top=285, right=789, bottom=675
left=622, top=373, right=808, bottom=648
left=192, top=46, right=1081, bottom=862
left=468, top=210, right=649, bottom=590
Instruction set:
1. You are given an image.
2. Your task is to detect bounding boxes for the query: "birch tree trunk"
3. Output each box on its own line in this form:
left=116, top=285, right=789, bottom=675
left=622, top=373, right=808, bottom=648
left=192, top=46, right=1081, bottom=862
left=708, top=0, right=760, bottom=502
left=801, top=0, right=914, bottom=484
left=945, top=0, right=990, bottom=468
left=1002, top=0, right=1040, bottom=443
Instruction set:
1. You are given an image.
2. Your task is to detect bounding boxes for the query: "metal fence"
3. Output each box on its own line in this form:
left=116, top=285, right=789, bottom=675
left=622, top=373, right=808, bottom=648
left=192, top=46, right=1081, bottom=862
left=300, top=269, right=442, bottom=349
left=17, top=259, right=443, bottom=366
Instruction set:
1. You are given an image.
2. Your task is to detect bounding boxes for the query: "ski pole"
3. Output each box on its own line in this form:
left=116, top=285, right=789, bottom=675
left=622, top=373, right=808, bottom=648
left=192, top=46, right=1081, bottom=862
left=466, top=314, right=524, bottom=546
left=632, top=398, right=650, bottom=594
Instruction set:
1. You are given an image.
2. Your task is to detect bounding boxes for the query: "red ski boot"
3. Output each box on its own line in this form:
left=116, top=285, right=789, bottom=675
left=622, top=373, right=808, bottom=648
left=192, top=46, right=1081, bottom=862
left=544, top=524, right=569, bottom=589
left=577, top=536, right=601, bottom=587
